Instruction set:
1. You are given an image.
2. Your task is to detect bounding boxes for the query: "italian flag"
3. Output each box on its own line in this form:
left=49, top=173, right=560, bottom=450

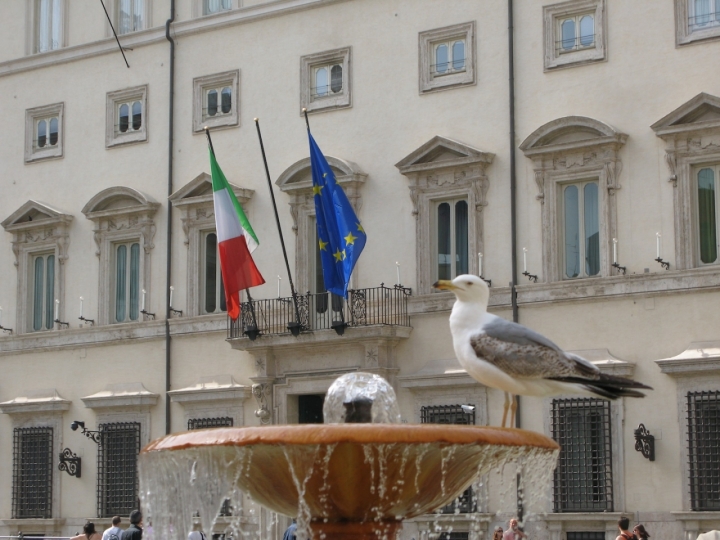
left=210, top=149, right=265, bottom=320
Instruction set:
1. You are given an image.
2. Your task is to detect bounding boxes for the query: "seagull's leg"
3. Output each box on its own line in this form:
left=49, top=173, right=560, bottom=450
left=510, top=394, right=518, bottom=427
left=501, top=392, right=510, bottom=428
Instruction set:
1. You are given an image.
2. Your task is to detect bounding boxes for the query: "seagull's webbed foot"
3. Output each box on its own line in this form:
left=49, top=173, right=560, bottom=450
left=510, top=395, right=517, bottom=428
left=501, top=392, right=510, bottom=428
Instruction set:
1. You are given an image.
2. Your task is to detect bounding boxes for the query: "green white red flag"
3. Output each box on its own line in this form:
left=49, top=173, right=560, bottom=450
left=209, top=148, right=265, bottom=319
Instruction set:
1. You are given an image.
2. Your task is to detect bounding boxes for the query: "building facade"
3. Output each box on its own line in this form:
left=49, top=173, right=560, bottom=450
left=0, top=1, right=719, bottom=539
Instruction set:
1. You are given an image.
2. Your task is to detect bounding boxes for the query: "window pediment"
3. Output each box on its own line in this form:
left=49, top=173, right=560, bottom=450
left=170, top=172, right=254, bottom=209
left=81, top=382, right=159, bottom=409
left=395, top=135, right=494, bottom=175
left=168, top=375, right=250, bottom=404
left=656, top=340, right=720, bottom=376
left=82, top=186, right=159, bottom=220
left=567, top=348, right=635, bottom=377
left=520, top=116, right=626, bottom=156
left=2, top=200, right=72, bottom=232
left=0, top=388, right=70, bottom=415
left=651, top=93, right=720, bottom=138
left=276, top=156, right=366, bottom=194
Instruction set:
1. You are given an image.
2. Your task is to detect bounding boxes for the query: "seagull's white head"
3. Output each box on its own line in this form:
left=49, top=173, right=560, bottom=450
left=433, top=274, right=490, bottom=308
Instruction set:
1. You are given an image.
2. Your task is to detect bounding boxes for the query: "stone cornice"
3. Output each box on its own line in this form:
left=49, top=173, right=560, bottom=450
left=540, top=512, right=625, bottom=523
left=0, top=389, right=71, bottom=415
left=169, top=375, right=251, bottom=403
left=81, top=382, right=159, bottom=409
left=0, top=0, right=351, bottom=78
left=656, top=341, right=720, bottom=376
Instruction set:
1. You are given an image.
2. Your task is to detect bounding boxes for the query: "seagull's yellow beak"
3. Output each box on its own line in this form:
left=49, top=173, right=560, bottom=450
left=433, top=280, right=458, bottom=291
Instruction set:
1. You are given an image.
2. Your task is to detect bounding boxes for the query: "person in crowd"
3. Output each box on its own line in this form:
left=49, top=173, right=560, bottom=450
left=282, top=519, right=297, bottom=540
left=503, top=518, right=527, bottom=540
left=71, top=522, right=102, bottom=540
left=187, top=528, right=206, bottom=540
left=102, top=516, right=123, bottom=540
left=493, top=526, right=505, bottom=540
left=121, top=510, right=143, bottom=540
left=616, top=516, right=635, bottom=540
left=633, top=524, right=650, bottom=540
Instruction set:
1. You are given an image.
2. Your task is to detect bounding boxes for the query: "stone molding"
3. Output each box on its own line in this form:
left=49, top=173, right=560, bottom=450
left=0, top=388, right=71, bottom=415
left=395, top=136, right=495, bottom=295
left=81, top=382, right=159, bottom=409
left=192, top=70, right=240, bottom=133
left=82, top=187, right=159, bottom=325
left=105, top=84, right=149, bottom=148
left=652, top=92, right=720, bottom=270
left=300, top=46, right=352, bottom=114
left=24, top=102, right=64, bottom=163
left=0, top=0, right=350, bottom=78
left=169, top=375, right=250, bottom=428
left=410, top=513, right=492, bottom=540
left=2, top=200, right=73, bottom=334
left=276, top=156, right=366, bottom=293
left=520, top=116, right=627, bottom=282
left=540, top=513, right=626, bottom=540
left=417, top=21, right=476, bottom=94
left=655, top=340, right=720, bottom=376
left=671, top=512, right=720, bottom=540
left=170, top=172, right=254, bottom=316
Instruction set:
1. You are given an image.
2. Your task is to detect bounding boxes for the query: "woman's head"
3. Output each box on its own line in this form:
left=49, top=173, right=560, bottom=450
left=634, top=524, right=650, bottom=539
left=493, top=526, right=504, bottom=540
left=83, top=522, right=96, bottom=536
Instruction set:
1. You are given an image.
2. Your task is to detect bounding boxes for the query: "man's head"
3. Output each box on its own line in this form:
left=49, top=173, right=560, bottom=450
left=618, top=517, right=630, bottom=531
left=130, top=510, right=143, bottom=526
left=509, top=519, right=519, bottom=530
left=112, top=517, right=121, bottom=527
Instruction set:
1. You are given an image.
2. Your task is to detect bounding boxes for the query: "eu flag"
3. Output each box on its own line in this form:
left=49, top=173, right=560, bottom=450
left=308, top=132, right=366, bottom=297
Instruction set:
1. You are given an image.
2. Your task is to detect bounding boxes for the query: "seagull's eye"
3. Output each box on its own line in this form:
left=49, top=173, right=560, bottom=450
left=466, top=281, right=473, bottom=286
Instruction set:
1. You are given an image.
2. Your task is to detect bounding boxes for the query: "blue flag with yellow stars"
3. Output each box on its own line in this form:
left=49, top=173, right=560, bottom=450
left=308, top=132, right=366, bottom=297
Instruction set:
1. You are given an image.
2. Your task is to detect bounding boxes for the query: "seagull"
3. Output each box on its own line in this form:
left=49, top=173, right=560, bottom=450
left=434, top=274, right=652, bottom=427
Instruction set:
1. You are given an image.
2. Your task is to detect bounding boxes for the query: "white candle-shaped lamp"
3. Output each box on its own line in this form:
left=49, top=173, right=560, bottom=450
left=277, top=275, right=281, bottom=297
left=478, top=252, right=483, bottom=276
left=54, top=299, right=59, bottom=320
left=612, top=238, right=618, bottom=264
left=169, top=286, right=174, bottom=307
left=396, top=262, right=401, bottom=285
left=656, top=232, right=661, bottom=259
left=141, top=289, right=146, bottom=312
left=523, top=247, right=528, bottom=273
left=80, top=296, right=84, bottom=318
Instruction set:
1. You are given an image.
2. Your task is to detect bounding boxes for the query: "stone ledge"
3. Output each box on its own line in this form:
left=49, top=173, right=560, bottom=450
left=169, top=375, right=251, bottom=403
left=656, top=341, right=720, bottom=376
left=81, top=382, right=159, bottom=409
left=0, top=389, right=70, bottom=415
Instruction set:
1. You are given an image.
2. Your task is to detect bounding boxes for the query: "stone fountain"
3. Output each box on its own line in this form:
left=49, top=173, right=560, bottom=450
left=138, top=373, right=559, bottom=540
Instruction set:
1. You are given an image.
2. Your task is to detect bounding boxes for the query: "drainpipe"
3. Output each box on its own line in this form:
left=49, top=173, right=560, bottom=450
left=164, top=0, right=176, bottom=435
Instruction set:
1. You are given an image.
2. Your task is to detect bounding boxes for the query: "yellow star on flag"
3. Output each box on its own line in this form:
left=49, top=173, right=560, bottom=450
left=344, top=232, right=358, bottom=245
left=333, top=248, right=346, bottom=262
left=318, top=238, right=328, bottom=251
left=313, top=184, right=324, bottom=196
left=356, top=222, right=365, bottom=233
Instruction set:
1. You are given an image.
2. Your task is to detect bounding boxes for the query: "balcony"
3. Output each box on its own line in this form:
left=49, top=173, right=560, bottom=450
left=227, top=285, right=411, bottom=340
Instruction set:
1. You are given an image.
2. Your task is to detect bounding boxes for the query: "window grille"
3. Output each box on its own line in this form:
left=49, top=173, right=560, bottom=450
left=97, top=422, right=141, bottom=518
left=687, top=390, right=720, bottom=510
left=566, top=533, right=605, bottom=540
left=188, top=417, right=234, bottom=515
left=187, top=417, right=234, bottom=430
left=438, top=533, right=469, bottom=540
left=12, top=427, right=53, bottom=519
left=421, top=405, right=476, bottom=515
left=551, top=398, right=613, bottom=512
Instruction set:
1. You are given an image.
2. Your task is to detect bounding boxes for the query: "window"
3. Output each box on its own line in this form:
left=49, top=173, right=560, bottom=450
left=395, top=136, right=493, bottom=294
left=187, top=416, right=234, bottom=516
left=677, top=0, right=720, bottom=44
left=201, top=231, right=226, bottom=314
left=34, top=0, right=64, bottom=53
left=435, top=199, right=469, bottom=281
left=25, top=103, right=64, bottom=162
left=97, top=422, right=141, bottom=518
left=193, top=71, right=239, bottom=132
left=566, top=533, right=605, bottom=540
left=12, top=427, right=53, bottom=519
left=301, top=48, right=352, bottom=114
left=543, top=0, right=606, bottom=71
left=557, top=12, right=595, bottom=53
left=203, top=0, right=231, bottom=15
left=310, top=219, right=343, bottom=315
left=561, top=181, right=600, bottom=279
left=116, top=0, right=145, bottom=34
left=551, top=398, right=613, bottom=512
left=687, top=390, right=720, bottom=511
left=422, top=405, right=476, bottom=516
left=106, top=85, right=148, bottom=148
left=419, top=22, right=475, bottom=93
left=694, top=165, right=719, bottom=265
left=112, top=241, right=141, bottom=323
left=30, top=253, right=55, bottom=332
left=298, top=395, right=325, bottom=424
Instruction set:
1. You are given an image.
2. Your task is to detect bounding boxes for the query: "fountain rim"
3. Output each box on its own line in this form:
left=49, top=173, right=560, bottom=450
left=141, top=424, right=559, bottom=454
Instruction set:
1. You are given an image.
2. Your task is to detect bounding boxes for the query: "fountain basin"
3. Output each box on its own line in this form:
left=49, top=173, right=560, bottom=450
left=140, top=424, right=558, bottom=539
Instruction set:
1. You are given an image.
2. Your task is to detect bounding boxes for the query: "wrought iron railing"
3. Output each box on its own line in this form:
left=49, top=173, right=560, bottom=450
left=228, top=285, right=411, bottom=339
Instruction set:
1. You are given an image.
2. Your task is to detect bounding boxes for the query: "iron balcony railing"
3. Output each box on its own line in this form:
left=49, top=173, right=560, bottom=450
left=228, top=285, right=411, bottom=339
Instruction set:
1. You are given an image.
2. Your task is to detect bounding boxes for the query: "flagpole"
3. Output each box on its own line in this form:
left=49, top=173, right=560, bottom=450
left=204, top=127, right=260, bottom=339
left=253, top=118, right=303, bottom=336
left=302, top=109, right=346, bottom=331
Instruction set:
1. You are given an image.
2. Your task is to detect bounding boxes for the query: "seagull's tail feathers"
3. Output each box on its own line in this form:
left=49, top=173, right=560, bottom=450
left=549, top=373, right=653, bottom=400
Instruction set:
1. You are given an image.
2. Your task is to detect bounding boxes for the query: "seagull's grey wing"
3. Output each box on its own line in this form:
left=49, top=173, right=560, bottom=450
left=471, top=318, right=599, bottom=380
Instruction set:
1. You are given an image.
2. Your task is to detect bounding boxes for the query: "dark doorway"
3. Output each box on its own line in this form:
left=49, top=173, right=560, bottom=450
left=298, top=394, right=325, bottom=424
